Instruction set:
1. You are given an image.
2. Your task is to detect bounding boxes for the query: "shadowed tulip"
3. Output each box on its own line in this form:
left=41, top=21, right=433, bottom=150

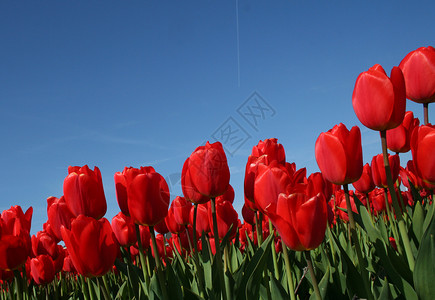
left=61, top=215, right=118, bottom=277
left=386, top=111, right=420, bottom=153
left=371, top=154, right=400, bottom=188
left=30, top=255, right=55, bottom=285
left=47, top=196, right=75, bottom=242
left=111, top=212, right=136, bottom=247
left=352, top=163, right=375, bottom=194
left=410, top=124, right=435, bottom=184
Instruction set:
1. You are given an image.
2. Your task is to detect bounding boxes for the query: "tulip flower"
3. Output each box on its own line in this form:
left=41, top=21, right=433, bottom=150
left=172, top=196, right=192, bottom=226
left=165, top=204, right=184, bottom=234
left=114, top=167, right=131, bottom=216
left=386, top=111, right=420, bottom=153
left=410, top=124, right=435, bottom=184
left=31, top=231, right=59, bottom=259
left=352, top=64, right=406, bottom=131
left=315, top=123, right=363, bottom=185
left=47, top=196, right=75, bottom=242
left=267, top=193, right=328, bottom=251
left=399, top=46, right=435, bottom=104
left=307, top=172, right=333, bottom=201
left=189, top=204, right=210, bottom=236
left=127, top=167, right=170, bottom=226
left=207, top=200, right=238, bottom=240
left=254, top=161, right=292, bottom=214
left=111, top=212, right=136, bottom=247
left=30, top=255, right=55, bottom=285
left=154, top=219, right=170, bottom=235
left=241, top=203, right=256, bottom=226
left=251, top=138, right=286, bottom=165
left=371, top=154, right=400, bottom=188
left=183, top=141, right=230, bottom=198
left=63, top=165, right=107, bottom=220
left=216, top=184, right=235, bottom=204
left=181, top=158, right=210, bottom=204
left=352, top=163, right=375, bottom=194
left=244, top=154, right=270, bottom=204
left=61, top=215, right=118, bottom=277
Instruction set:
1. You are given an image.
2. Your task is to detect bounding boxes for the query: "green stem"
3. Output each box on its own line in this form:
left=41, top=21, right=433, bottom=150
left=282, top=245, right=296, bottom=300
left=269, top=220, right=280, bottom=280
left=149, top=226, right=169, bottom=300
left=192, top=204, right=206, bottom=298
left=424, top=103, right=429, bottom=125
left=135, top=224, right=150, bottom=287
left=343, top=184, right=373, bottom=300
left=210, top=197, right=229, bottom=300
left=304, top=251, right=322, bottom=300
left=383, top=188, right=402, bottom=254
left=255, top=212, right=263, bottom=247
left=223, top=244, right=232, bottom=300
left=380, top=130, right=415, bottom=271
left=13, top=270, right=22, bottom=300
left=86, top=278, right=95, bottom=300
left=98, top=277, right=110, bottom=300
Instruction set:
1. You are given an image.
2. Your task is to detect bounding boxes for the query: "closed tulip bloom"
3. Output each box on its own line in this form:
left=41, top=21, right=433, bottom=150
left=61, top=215, right=118, bottom=277
left=410, top=124, right=435, bottom=184
left=184, top=141, right=230, bottom=198
left=370, top=189, right=387, bottom=215
left=352, top=163, right=375, bottom=194
left=47, top=196, right=75, bottom=242
left=111, top=212, right=136, bottom=247
left=114, top=167, right=130, bottom=216
left=63, top=165, right=107, bottom=220
left=127, top=168, right=170, bottom=226
left=241, top=203, right=256, bottom=226
left=30, top=255, right=55, bottom=285
left=254, top=161, right=292, bottom=214
left=1, top=206, right=33, bottom=236
left=315, top=123, right=363, bottom=185
left=352, top=64, right=406, bottom=131
left=216, top=184, right=235, bottom=204
left=386, top=111, right=420, bottom=153
left=244, top=155, right=270, bottom=204
left=136, top=225, right=151, bottom=250
left=251, top=138, right=286, bottom=165
left=399, top=46, right=435, bottom=103
left=172, top=196, right=192, bottom=226
left=31, top=231, right=59, bottom=259
left=208, top=200, right=238, bottom=240
left=189, top=204, right=210, bottom=236
left=268, top=193, right=328, bottom=251
left=154, top=219, right=170, bottom=235
left=165, top=204, right=184, bottom=234
left=371, top=154, right=400, bottom=188
left=307, top=172, right=333, bottom=201
left=181, top=158, right=210, bottom=204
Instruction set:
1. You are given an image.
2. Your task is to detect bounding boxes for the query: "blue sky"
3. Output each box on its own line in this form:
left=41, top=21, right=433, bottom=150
left=1, top=1, right=433, bottom=235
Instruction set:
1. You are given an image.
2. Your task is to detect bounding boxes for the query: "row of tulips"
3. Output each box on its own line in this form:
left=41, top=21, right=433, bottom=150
left=1, top=46, right=434, bottom=300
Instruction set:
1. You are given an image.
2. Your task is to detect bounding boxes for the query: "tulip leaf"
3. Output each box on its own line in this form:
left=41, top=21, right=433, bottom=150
left=309, top=266, right=329, bottom=300
left=115, top=281, right=127, bottom=300
left=360, top=206, right=385, bottom=243
left=235, top=233, right=273, bottom=300
left=377, top=278, right=392, bottom=300
left=413, top=212, right=435, bottom=300
left=422, top=200, right=435, bottom=234
left=412, top=201, right=425, bottom=243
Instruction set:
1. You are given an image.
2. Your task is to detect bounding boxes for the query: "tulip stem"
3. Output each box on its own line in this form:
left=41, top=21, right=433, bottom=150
left=149, top=226, right=169, bottom=300
left=13, top=271, right=22, bottom=300
left=343, top=184, right=373, bottom=300
left=135, top=224, right=150, bottom=288
left=98, top=277, right=110, bottom=300
left=383, top=188, right=402, bottom=254
left=210, top=197, right=229, bottom=300
left=380, top=130, right=415, bottom=271
left=255, top=212, right=263, bottom=247
left=268, top=220, right=280, bottom=280
left=282, top=245, right=296, bottom=300
left=304, top=251, right=322, bottom=300
left=192, top=204, right=206, bottom=298
left=424, top=103, right=429, bottom=125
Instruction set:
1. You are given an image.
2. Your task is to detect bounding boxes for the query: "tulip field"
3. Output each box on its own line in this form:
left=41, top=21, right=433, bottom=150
left=1, top=47, right=435, bottom=300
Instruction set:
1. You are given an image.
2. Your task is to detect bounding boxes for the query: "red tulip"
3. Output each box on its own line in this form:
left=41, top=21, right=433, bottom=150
left=208, top=200, right=238, bottom=241
left=335, top=190, right=358, bottom=222
left=352, top=64, right=406, bottom=131
left=370, top=189, right=387, bottom=215
left=267, top=193, right=328, bottom=251
left=189, top=204, right=210, bottom=236
left=63, top=165, right=107, bottom=220
left=47, top=196, right=75, bottom=242
left=253, top=161, right=292, bottom=214
left=165, top=204, right=184, bottom=234
left=244, top=155, right=270, bottom=204
left=216, top=184, right=235, bottom=204
left=172, top=196, right=192, bottom=226
left=154, top=219, right=170, bottom=235
left=183, top=141, right=230, bottom=198
left=307, top=172, right=333, bottom=201
left=31, top=231, right=59, bottom=259
left=399, top=46, right=435, bottom=103
left=241, top=203, right=256, bottom=226
left=111, top=212, right=136, bottom=247
left=181, top=158, right=210, bottom=204
left=62, top=253, right=76, bottom=274
left=1, top=206, right=32, bottom=236
left=61, top=215, right=118, bottom=277
left=386, top=111, right=420, bottom=153
left=30, top=255, right=55, bottom=285
left=371, top=154, right=400, bottom=188
left=315, top=123, right=363, bottom=185
left=114, top=167, right=132, bottom=216
left=352, top=163, right=375, bottom=194
left=410, top=124, right=435, bottom=184
left=136, top=225, right=151, bottom=250
left=127, top=168, right=170, bottom=226
left=251, top=138, right=286, bottom=165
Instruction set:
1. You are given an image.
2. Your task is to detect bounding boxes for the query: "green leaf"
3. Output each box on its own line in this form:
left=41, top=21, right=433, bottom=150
left=412, top=201, right=425, bottom=244
left=414, top=212, right=435, bottom=300
left=270, top=274, right=289, bottom=300
left=309, top=266, right=329, bottom=300
left=377, top=278, right=392, bottom=300
left=115, top=281, right=127, bottom=300
left=235, top=234, right=273, bottom=300
left=360, top=206, right=385, bottom=243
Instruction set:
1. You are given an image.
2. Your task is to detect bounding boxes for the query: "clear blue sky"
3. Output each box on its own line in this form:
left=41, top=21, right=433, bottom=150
left=1, top=1, right=433, bottom=235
